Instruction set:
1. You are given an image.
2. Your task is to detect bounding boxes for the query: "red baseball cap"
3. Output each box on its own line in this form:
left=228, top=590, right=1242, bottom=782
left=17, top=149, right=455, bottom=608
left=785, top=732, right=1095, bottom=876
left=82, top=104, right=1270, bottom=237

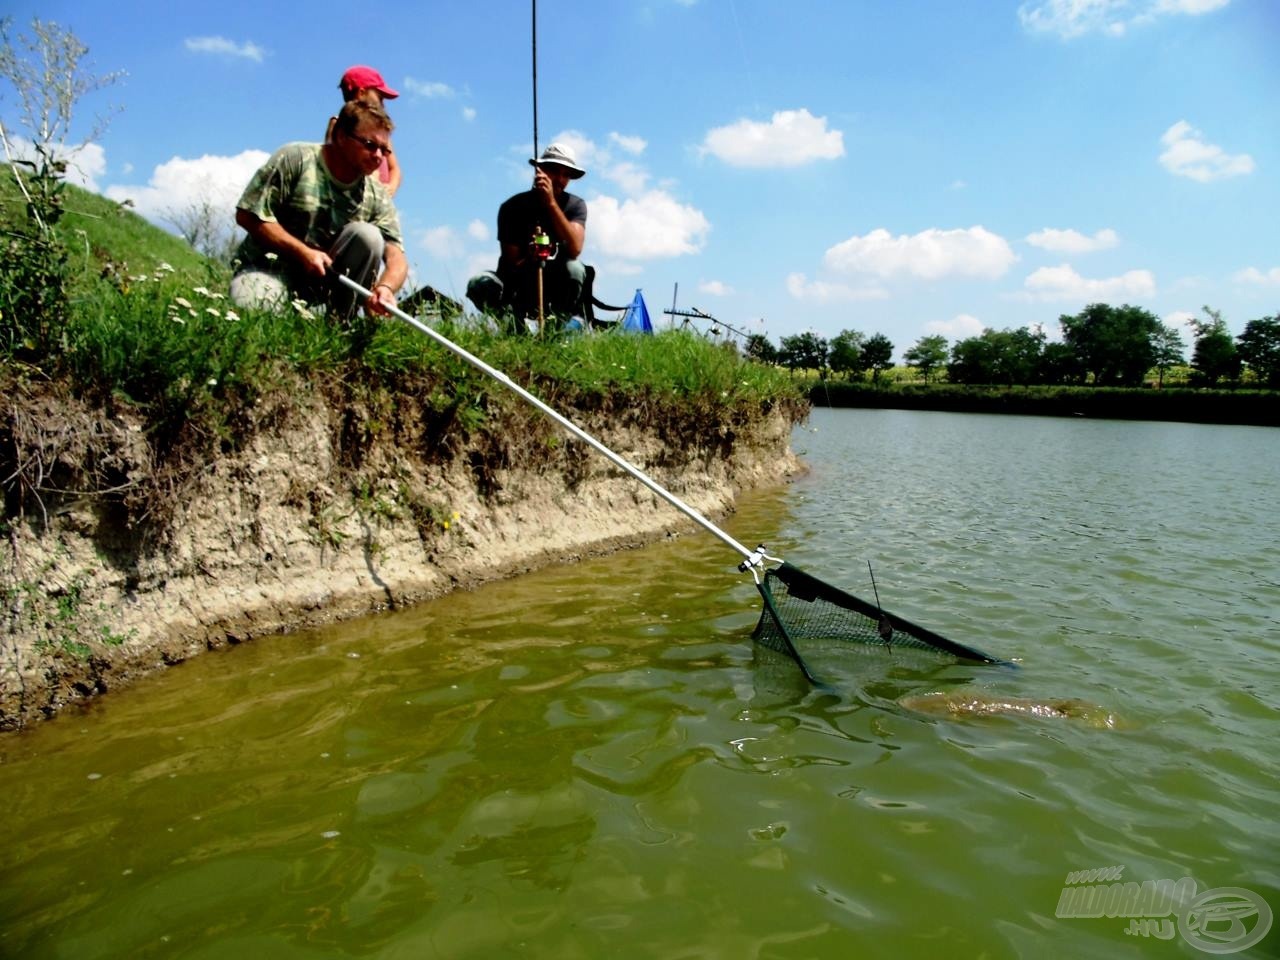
left=339, top=65, right=399, bottom=99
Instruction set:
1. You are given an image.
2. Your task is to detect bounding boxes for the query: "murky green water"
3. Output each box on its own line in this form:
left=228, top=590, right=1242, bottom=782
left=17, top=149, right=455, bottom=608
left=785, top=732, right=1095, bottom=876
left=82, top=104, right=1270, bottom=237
left=2, top=408, right=1277, bottom=959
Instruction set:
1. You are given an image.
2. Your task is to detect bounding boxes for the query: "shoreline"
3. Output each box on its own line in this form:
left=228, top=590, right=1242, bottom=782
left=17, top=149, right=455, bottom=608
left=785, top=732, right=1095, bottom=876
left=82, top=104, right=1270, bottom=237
left=2, top=382, right=806, bottom=732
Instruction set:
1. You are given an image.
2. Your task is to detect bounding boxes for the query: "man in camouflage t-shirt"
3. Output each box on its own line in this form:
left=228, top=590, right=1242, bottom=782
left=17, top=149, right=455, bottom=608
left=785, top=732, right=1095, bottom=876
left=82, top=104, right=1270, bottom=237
left=231, top=100, right=406, bottom=319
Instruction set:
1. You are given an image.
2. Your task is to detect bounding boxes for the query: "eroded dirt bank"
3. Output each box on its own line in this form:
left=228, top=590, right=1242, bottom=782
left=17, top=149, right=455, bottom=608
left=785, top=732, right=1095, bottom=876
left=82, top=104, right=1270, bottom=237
left=2, top=373, right=806, bottom=730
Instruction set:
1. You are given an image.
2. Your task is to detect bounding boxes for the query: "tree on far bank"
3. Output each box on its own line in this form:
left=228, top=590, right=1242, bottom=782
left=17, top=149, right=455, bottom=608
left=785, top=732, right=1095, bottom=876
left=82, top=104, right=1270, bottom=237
left=1038, top=340, right=1083, bottom=385
left=1151, top=323, right=1186, bottom=388
left=1236, top=315, right=1280, bottom=388
left=904, top=334, right=948, bottom=383
left=1190, top=306, right=1240, bottom=386
left=1058, top=303, right=1159, bottom=386
left=947, top=326, right=1044, bottom=385
left=828, top=329, right=866, bottom=379
left=948, top=332, right=997, bottom=385
left=778, top=331, right=828, bottom=376
left=862, top=333, right=895, bottom=382
left=744, top=332, right=778, bottom=365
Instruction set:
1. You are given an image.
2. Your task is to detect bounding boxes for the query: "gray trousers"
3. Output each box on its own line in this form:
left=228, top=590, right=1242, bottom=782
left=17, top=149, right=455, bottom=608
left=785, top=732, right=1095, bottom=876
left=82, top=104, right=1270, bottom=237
left=230, top=222, right=384, bottom=319
left=467, top=258, right=586, bottom=330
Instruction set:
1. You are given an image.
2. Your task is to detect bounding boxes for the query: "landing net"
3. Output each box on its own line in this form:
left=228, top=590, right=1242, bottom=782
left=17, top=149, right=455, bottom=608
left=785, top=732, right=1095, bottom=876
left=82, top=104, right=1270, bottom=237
left=336, top=275, right=1013, bottom=686
left=753, top=563, right=1008, bottom=669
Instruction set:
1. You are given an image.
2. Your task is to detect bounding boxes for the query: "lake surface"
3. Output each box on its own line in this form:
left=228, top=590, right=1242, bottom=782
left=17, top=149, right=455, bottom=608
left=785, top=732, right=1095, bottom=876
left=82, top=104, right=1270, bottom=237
left=2, top=407, right=1277, bottom=959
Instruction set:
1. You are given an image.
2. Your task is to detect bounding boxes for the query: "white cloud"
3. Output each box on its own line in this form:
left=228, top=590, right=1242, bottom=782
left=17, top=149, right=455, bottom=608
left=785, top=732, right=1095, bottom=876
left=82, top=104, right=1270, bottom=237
left=698, top=280, right=733, bottom=296
left=1154, top=0, right=1230, bottom=13
left=554, top=132, right=650, bottom=194
left=1162, top=309, right=1198, bottom=338
left=608, top=132, right=647, bottom=155
left=1019, top=263, right=1156, bottom=301
left=590, top=189, right=710, bottom=261
left=603, top=160, right=650, bottom=195
left=1159, top=120, right=1255, bottom=182
left=419, top=225, right=465, bottom=260
left=1026, top=227, right=1119, bottom=254
left=1234, top=266, right=1280, bottom=286
left=103, top=150, right=269, bottom=228
left=538, top=130, right=649, bottom=194
left=700, top=109, right=844, bottom=168
left=546, top=130, right=598, bottom=171
left=925, top=314, right=985, bottom=338
left=785, top=272, right=888, bottom=304
left=4, top=135, right=106, bottom=190
left=1018, top=0, right=1229, bottom=38
left=184, top=36, right=266, bottom=62
left=1160, top=310, right=1196, bottom=355
left=466, top=219, right=490, bottom=242
left=65, top=143, right=107, bottom=191
left=403, top=78, right=455, bottom=98
left=824, top=226, right=1017, bottom=280
left=462, top=107, right=477, bottom=122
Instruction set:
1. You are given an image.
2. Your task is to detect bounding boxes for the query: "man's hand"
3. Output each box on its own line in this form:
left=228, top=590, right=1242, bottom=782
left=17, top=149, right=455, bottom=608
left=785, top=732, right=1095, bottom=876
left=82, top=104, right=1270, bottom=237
left=367, top=283, right=397, bottom=316
left=532, top=168, right=556, bottom=208
left=366, top=245, right=408, bottom=316
left=298, top=247, right=332, bottom=279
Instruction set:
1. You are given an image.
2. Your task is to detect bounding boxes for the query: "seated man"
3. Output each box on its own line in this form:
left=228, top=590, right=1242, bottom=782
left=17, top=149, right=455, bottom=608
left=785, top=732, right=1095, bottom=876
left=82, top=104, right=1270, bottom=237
left=467, top=142, right=587, bottom=329
left=230, top=100, right=406, bottom=320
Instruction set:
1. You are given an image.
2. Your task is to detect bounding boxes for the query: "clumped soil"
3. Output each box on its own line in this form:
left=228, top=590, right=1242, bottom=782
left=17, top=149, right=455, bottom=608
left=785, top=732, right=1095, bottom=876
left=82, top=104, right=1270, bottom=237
left=1, top=366, right=806, bottom=731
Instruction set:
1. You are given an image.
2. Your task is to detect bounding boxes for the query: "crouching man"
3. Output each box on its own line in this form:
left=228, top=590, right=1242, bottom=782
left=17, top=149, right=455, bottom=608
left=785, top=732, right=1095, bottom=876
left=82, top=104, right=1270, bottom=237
left=231, top=100, right=406, bottom=319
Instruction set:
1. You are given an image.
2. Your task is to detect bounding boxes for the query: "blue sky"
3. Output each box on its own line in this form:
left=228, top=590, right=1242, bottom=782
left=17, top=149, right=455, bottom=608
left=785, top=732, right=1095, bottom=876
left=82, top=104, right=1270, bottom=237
left=3, top=0, right=1276, bottom=356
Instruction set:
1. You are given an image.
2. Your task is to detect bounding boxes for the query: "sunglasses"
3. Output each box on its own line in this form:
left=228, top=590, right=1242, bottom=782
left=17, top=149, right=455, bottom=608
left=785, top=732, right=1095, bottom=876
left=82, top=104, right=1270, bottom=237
left=345, top=130, right=390, bottom=155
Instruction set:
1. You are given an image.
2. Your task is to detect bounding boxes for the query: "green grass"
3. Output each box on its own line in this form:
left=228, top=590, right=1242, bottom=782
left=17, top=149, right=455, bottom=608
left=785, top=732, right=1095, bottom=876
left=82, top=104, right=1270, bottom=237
left=2, top=166, right=804, bottom=467
left=1, top=164, right=214, bottom=293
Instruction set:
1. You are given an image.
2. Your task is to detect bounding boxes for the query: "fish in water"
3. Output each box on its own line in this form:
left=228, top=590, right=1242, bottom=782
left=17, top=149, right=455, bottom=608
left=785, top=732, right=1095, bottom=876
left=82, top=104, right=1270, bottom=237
left=899, top=690, right=1121, bottom=728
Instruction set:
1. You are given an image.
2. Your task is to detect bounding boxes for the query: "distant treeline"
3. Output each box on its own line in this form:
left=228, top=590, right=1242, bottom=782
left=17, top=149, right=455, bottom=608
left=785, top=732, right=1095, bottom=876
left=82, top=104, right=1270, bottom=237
left=807, top=382, right=1280, bottom=427
left=745, top=303, right=1280, bottom=391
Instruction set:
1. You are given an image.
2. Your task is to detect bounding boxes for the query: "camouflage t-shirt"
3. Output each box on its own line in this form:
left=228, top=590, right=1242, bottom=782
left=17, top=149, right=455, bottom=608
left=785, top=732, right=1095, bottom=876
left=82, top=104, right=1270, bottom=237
left=234, top=142, right=403, bottom=270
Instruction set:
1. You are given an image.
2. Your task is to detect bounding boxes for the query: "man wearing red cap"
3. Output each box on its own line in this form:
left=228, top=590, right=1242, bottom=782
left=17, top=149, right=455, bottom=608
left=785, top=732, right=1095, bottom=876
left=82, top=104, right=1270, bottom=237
left=230, top=99, right=406, bottom=321
left=327, top=65, right=402, bottom=196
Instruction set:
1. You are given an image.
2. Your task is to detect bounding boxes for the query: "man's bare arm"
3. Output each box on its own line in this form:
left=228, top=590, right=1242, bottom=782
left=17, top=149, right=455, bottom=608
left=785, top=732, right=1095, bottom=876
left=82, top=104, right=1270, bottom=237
left=532, top=170, right=585, bottom=258
left=235, top=208, right=330, bottom=278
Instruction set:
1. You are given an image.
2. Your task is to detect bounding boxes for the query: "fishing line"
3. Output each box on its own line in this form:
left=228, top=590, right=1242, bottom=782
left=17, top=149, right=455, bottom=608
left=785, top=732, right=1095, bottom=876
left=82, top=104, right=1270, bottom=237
left=727, top=0, right=763, bottom=114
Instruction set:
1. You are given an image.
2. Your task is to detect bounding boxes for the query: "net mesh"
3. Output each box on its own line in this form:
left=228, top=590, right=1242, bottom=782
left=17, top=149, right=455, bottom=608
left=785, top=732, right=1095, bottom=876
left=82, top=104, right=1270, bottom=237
left=752, top=562, right=1007, bottom=669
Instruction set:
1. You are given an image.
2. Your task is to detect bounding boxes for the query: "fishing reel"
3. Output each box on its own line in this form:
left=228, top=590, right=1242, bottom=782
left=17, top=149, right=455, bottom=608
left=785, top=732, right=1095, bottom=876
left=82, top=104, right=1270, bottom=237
left=530, top=225, right=558, bottom=262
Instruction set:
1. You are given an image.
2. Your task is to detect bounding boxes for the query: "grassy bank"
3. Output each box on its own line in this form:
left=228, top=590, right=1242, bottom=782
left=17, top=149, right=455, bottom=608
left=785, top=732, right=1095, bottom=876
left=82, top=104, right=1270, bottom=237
left=2, top=171, right=812, bottom=728
left=2, top=171, right=806, bottom=528
left=807, top=380, right=1280, bottom=427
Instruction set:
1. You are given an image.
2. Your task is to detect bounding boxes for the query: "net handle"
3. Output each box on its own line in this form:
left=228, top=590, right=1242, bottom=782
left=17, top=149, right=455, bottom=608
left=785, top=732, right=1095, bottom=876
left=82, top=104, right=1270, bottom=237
left=337, top=274, right=759, bottom=564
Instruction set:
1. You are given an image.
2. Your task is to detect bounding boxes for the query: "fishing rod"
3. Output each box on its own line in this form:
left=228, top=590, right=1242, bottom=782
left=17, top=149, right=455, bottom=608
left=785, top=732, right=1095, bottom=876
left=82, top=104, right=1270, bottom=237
left=531, top=0, right=547, bottom=332
left=531, top=0, right=539, bottom=159
left=665, top=306, right=754, bottom=342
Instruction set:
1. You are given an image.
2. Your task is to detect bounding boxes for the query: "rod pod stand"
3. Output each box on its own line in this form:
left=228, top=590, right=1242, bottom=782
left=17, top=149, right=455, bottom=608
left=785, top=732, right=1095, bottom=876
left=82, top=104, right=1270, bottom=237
left=532, top=224, right=553, bottom=333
